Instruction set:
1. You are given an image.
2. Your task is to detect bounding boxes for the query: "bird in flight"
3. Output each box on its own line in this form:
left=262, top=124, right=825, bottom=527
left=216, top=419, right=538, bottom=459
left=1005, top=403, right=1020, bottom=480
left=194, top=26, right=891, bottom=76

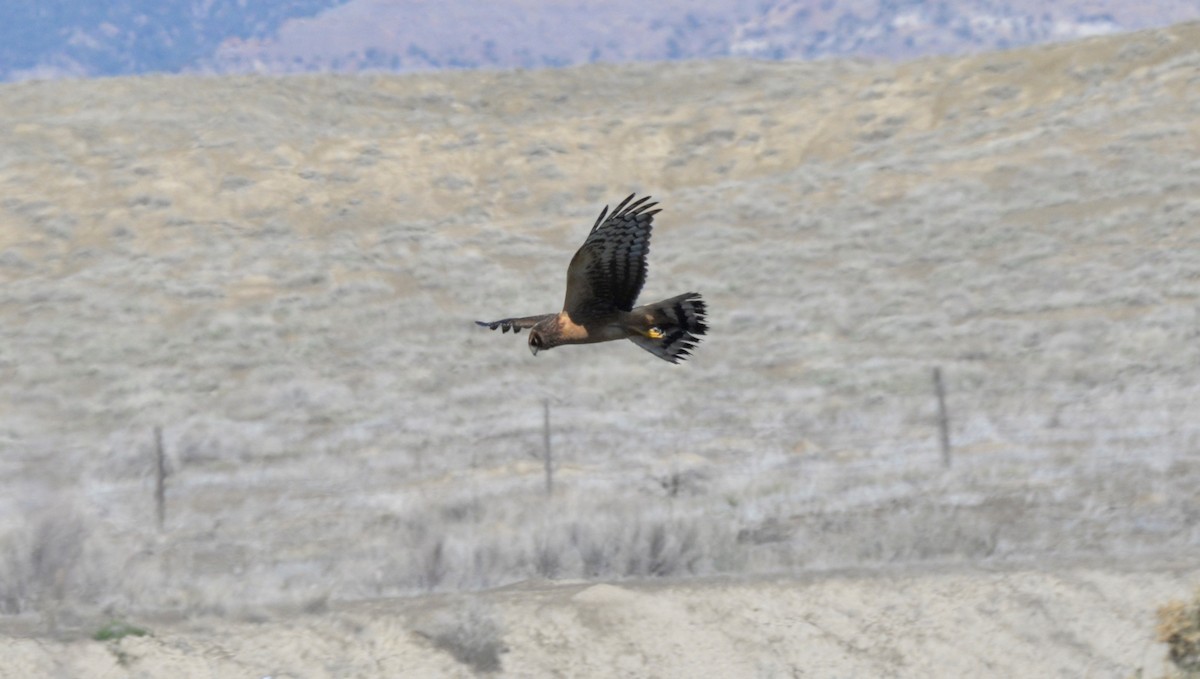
left=476, top=194, right=707, bottom=363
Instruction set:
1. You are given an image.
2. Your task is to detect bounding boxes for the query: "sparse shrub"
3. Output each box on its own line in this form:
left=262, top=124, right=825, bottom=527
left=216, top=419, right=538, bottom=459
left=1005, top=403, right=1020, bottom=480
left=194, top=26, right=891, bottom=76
left=414, top=600, right=506, bottom=674
left=572, top=526, right=612, bottom=578
left=418, top=538, right=449, bottom=591
left=92, top=619, right=149, bottom=641
left=469, top=543, right=506, bottom=590
left=654, top=469, right=707, bottom=498
left=531, top=535, right=561, bottom=578
left=643, top=525, right=700, bottom=578
left=301, top=593, right=330, bottom=615
left=0, top=534, right=35, bottom=614
left=441, top=499, right=485, bottom=523
left=625, top=519, right=704, bottom=578
left=0, top=506, right=90, bottom=617
left=1157, top=589, right=1200, bottom=676
left=560, top=514, right=714, bottom=580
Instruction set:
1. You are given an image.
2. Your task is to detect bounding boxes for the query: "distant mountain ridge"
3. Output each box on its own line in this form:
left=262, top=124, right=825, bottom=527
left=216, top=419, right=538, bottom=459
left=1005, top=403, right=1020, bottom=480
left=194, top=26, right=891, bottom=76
left=3, top=0, right=1199, bottom=81
left=0, top=1, right=347, bottom=81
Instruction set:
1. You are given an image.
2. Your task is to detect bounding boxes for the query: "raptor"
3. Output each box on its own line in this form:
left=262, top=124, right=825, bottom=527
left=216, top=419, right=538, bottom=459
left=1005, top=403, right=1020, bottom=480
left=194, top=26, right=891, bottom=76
left=476, top=194, right=707, bottom=363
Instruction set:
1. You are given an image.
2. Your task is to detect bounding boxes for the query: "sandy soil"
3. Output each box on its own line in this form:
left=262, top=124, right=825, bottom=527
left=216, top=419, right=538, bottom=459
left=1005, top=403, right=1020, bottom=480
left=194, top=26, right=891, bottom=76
left=3, top=564, right=1198, bottom=678
left=1, top=20, right=1199, bottom=678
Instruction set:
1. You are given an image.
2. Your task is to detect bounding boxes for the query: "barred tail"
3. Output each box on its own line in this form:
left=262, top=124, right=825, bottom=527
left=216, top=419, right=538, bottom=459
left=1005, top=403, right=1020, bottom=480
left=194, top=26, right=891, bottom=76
left=629, top=292, right=708, bottom=364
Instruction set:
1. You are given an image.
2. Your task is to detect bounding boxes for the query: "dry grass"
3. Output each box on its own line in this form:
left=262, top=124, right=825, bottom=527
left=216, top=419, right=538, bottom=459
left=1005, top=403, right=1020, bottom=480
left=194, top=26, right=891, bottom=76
left=1158, top=589, right=1200, bottom=677
left=0, top=23, right=1198, bottom=625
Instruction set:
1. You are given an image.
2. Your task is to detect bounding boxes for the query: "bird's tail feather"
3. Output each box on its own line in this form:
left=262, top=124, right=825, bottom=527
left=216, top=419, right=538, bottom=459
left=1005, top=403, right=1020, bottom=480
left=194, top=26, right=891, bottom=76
left=628, top=292, right=708, bottom=364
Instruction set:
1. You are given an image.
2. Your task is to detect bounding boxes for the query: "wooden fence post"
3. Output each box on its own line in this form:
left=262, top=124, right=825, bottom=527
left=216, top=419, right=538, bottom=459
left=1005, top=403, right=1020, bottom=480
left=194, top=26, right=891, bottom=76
left=933, top=367, right=951, bottom=467
left=542, top=400, right=553, bottom=495
left=154, top=426, right=167, bottom=531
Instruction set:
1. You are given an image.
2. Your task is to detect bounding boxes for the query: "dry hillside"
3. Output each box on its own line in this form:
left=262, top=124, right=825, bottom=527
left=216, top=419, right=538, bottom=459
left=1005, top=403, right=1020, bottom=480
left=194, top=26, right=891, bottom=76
left=1, top=21, right=1198, bottom=677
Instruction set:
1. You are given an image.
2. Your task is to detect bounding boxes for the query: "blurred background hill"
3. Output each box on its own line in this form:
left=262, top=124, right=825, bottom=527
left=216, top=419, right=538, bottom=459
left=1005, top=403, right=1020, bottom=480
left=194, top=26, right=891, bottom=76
left=4, top=0, right=1200, bottom=81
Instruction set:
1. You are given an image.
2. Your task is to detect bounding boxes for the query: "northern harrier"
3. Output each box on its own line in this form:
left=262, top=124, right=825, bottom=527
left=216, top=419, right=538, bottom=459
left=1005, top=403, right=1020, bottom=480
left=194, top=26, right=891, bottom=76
left=476, top=194, right=707, bottom=363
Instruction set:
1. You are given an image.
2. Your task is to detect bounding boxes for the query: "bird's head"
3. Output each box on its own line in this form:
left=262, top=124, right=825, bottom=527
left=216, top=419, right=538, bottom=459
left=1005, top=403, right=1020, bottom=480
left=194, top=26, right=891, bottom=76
left=528, top=330, right=545, bottom=356
left=527, top=318, right=560, bottom=356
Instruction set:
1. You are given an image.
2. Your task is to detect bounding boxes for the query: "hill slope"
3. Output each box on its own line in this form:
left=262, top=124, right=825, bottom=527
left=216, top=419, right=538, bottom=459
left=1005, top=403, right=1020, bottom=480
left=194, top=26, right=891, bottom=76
left=0, top=21, right=1198, bottom=676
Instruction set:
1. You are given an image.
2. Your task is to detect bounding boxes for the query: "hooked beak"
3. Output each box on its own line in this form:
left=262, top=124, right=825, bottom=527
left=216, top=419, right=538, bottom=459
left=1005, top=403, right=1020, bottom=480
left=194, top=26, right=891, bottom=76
left=529, top=344, right=539, bottom=356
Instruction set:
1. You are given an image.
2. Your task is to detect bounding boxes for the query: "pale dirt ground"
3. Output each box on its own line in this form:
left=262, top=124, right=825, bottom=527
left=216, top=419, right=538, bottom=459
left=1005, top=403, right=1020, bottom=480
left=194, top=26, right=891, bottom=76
left=1, top=21, right=1199, bottom=677
left=2, top=566, right=1199, bottom=678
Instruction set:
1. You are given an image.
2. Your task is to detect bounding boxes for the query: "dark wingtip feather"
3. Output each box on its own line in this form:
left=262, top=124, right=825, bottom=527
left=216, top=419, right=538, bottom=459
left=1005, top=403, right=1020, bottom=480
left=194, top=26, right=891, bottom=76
left=591, top=204, right=610, bottom=232
left=624, top=195, right=653, bottom=214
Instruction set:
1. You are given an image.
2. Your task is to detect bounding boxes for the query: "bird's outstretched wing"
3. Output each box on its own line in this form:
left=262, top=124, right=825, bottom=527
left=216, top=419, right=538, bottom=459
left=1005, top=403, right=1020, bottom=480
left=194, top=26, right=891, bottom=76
left=563, top=194, right=659, bottom=321
left=474, top=314, right=553, bottom=334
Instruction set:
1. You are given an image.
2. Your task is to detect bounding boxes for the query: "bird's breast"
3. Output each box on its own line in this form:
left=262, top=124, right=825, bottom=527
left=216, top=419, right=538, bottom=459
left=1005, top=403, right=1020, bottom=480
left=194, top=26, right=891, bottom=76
left=555, top=313, right=626, bottom=344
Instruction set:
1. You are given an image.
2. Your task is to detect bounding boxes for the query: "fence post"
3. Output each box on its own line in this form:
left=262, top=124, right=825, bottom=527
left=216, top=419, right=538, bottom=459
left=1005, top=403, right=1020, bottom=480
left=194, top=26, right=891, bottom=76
left=933, top=367, right=951, bottom=467
left=542, top=399, right=553, bottom=495
left=154, top=426, right=167, bottom=531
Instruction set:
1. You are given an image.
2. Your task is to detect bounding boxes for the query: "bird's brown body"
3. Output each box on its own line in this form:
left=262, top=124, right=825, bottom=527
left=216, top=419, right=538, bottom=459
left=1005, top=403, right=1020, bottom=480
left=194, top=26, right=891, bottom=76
left=538, top=306, right=676, bottom=343
left=477, top=195, right=707, bottom=363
